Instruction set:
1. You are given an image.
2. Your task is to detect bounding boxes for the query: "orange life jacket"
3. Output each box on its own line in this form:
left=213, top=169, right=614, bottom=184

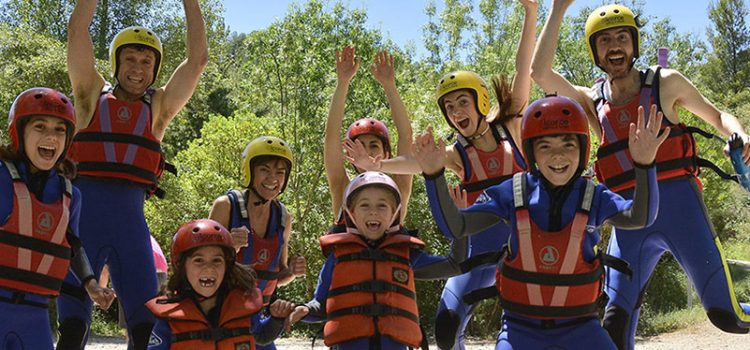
left=496, top=173, right=604, bottom=319
left=0, top=161, right=72, bottom=296
left=146, top=288, right=264, bottom=350
left=455, top=122, right=525, bottom=203
left=593, top=67, right=699, bottom=192
left=70, top=86, right=165, bottom=186
left=319, top=232, right=424, bottom=347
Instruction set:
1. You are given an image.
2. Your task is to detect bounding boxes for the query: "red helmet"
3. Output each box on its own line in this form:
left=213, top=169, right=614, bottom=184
left=8, top=87, right=76, bottom=158
left=521, top=95, right=590, bottom=172
left=343, top=171, right=402, bottom=231
left=346, top=118, right=391, bottom=157
left=171, top=219, right=234, bottom=267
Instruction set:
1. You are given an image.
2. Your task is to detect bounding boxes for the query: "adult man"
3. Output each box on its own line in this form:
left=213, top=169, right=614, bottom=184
left=531, top=1, right=750, bottom=349
left=56, top=1, right=207, bottom=349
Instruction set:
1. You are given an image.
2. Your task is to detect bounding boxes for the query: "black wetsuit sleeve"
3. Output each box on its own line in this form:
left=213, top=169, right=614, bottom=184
left=605, top=165, right=659, bottom=229
left=412, top=234, right=468, bottom=280
left=67, top=230, right=95, bottom=286
left=424, top=170, right=506, bottom=239
left=254, top=315, right=285, bottom=345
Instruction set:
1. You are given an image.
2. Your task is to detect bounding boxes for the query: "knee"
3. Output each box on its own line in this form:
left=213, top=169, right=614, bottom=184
left=602, top=305, right=630, bottom=350
left=56, top=318, right=88, bottom=350
left=707, top=308, right=750, bottom=334
left=435, top=309, right=460, bottom=350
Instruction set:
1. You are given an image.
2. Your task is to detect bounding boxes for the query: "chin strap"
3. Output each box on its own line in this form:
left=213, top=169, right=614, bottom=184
left=467, top=121, right=491, bottom=141
left=249, top=186, right=270, bottom=206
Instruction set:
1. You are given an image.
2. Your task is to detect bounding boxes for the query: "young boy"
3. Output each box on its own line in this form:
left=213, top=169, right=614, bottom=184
left=288, top=171, right=467, bottom=349
left=416, top=95, right=667, bottom=349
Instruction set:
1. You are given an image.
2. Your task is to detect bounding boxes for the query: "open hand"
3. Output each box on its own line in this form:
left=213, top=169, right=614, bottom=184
left=413, top=127, right=446, bottom=176
left=335, top=46, right=359, bottom=84
left=448, top=185, right=468, bottom=209
left=371, top=50, right=395, bottom=88
left=345, top=139, right=382, bottom=171
left=629, top=104, right=670, bottom=166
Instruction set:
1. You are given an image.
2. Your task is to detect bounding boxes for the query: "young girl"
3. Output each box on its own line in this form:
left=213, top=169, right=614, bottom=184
left=347, top=2, right=537, bottom=348
left=146, top=219, right=294, bottom=350
left=288, top=171, right=468, bottom=349
left=208, top=136, right=305, bottom=350
left=325, top=47, right=413, bottom=219
left=416, top=95, right=667, bottom=349
left=0, top=87, right=114, bottom=349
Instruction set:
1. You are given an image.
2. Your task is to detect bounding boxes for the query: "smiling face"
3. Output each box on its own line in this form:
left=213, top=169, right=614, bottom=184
left=251, top=157, right=289, bottom=200
left=348, top=186, right=398, bottom=241
left=441, top=89, right=483, bottom=137
left=116, top=46, right=157, bottom=95
left=532, top=134, right=581, bottom=187
left=185, top=245, right=226, bottom=298
left=594, top=27, right=635, bottom=79
left=23, top=115, right=68, bottom=171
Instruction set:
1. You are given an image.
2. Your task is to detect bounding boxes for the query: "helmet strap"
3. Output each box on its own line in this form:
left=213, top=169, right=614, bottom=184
left=467, top=120, right=491, bottom=141
left=248, top=186, right=270, bottom=206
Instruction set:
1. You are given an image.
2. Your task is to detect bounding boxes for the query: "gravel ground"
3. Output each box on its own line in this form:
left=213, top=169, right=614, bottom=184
left=86, top=319, right=750, bottom=349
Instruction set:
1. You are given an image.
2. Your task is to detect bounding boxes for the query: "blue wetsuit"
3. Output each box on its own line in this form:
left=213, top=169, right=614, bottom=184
left=302, top=231, right=467, bottom=350
left=226, top=189, right=286, bottom=350
left=0, top=161, right=86, bottom=350
left=591, top=68, right=750, bottom=350
left=425, top=166, right=659, bottom=350
left=56, top=177, right=158, bottom=346
left=437, top=124, right=526, bottom=350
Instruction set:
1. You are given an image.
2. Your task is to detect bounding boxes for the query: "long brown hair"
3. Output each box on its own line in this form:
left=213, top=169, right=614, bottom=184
left=0, top=145, right=77, bottom=179
left=165, top=246, right=258, bottom=299
left=488, top=75, right=523, bottom=125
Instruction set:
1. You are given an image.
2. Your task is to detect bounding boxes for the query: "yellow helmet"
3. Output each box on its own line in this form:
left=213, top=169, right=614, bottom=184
left=240, top=136, right=294, bottom=192
left=109, top=26, right=163, bottom=86
left=436, top=71, right=491, bottom=127
left=585, top=4, right=640, bottom=68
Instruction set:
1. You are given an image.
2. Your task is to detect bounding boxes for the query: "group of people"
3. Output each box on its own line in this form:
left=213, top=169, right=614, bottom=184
left=1, top=0, right=750, bottom=349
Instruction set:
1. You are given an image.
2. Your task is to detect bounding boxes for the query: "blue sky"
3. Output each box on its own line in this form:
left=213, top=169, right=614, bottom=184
left=222, top=1, right=745, bottom=58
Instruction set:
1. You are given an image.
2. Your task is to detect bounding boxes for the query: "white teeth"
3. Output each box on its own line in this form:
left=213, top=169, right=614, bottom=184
left=199, top=277, right=216, bottom=287
left=39, top=145, right=56, bottom=151
left=262, top=184, right=277, bottom=190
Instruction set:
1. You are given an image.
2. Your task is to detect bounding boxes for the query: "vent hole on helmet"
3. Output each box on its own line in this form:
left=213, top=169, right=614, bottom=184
left=439, top=79, right=445, bottom=84
left=280, top=142, right=285, bottom=146
left=214, top=226, right=221, bottom=231
left=562, top=109, right=571, bottom=116
left=614, top=9, right=620, bottom=14
left=534, top=111, right=542, bottom=118
left=450, top=75, right=455, bottom=79
left=192, top=227, right=200, bottom=233
left=61, top=98, right=69, bottom=104
left=134, top=29, right=141, bottom=33
left=34, top=93, right=43, bottom=99
left=600, top=11, right=606, bottom=16
left=266, top=140, right=272, bottom=144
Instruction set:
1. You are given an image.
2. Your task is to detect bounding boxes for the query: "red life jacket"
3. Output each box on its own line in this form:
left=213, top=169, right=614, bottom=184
left=228, top=189, right=287, bottom=305
left=496, top=173, right=604, bottom=319
left=0, top=161, right=72, bottom=296
left=319, top=231, right=424, bottom=348
left=146, top=288, right=263, bottom=350
left=69, top=86, right=165, bottom=186
left=593, top=67, right=699, bottom=192
left=455, top=122, right=525, bottom=204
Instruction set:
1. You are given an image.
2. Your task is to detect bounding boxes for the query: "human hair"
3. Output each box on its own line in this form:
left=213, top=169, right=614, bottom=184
left=488, top=74, right=523, bottom=125
left=0, top=144, right=77, bottom=179
left=166, top=245, right=257, bottom=299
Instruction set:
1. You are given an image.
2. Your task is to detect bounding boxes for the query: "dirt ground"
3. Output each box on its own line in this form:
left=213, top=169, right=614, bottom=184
left=86, top=319, right=750, bottom=349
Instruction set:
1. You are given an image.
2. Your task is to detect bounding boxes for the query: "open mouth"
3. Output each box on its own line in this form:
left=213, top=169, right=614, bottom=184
left=262, top=183, right=278, bottom=192
left=457, top=119, right=470, bottom=129
left=198, top=277, right=216, bottom=288
left=366, top=220, right=382, bottom=232
left=548, top=164, right=569, bottom=174
left=38, top=145, right=57, bottom=160
left=127, top=75, right=144, bottom=84
left=607, top=52, right=626, bottom=66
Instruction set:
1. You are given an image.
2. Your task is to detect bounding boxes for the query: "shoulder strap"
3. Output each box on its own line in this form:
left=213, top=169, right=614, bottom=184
left=512, top=172, right=527, bottom=209
left=275, top=200, right=290, bottom=230
left=3, top=161, right=20, bottom=181
left=579, top=179, right=596, bottom=213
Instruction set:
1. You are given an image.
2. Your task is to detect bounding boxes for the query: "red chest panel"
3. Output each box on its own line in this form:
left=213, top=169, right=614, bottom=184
left=0, top=162, right=72, bottom=296
left=69, top=90, right=164, bottom=186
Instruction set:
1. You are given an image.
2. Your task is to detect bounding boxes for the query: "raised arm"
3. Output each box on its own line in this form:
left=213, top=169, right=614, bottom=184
left=371, top=50, right=414, bottom=217
left=325, top=46, right=359, bottom=217
left=530, top=0, right=593, bottom=109
left=661, top=70, right=750, bottom=163
left=508, top=0, right=539, bottom=114
left=68, top=0, right=106, bottom=128
left=152, top=0, right=209, bottom=140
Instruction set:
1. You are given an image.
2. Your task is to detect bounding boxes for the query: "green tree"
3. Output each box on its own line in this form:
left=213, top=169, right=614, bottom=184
left=707, top=0, right=750, bottom=94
